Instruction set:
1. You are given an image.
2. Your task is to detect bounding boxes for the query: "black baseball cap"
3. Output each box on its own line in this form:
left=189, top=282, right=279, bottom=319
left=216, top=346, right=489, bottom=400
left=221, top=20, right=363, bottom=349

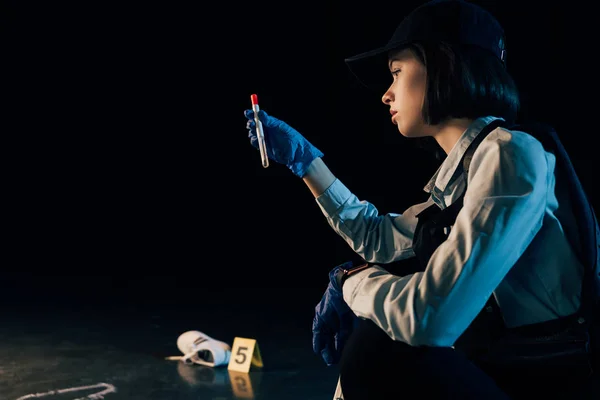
left=345, top=0, right=506, bottom=89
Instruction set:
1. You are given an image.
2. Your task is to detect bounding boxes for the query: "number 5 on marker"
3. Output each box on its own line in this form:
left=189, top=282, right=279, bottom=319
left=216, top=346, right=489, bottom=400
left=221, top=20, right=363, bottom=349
left=227, top=337, right=264, bottom=373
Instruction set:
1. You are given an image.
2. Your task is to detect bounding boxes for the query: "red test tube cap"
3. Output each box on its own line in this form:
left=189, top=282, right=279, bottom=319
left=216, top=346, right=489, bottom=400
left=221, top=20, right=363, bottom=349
left=251, top=94, right=258, bottom=105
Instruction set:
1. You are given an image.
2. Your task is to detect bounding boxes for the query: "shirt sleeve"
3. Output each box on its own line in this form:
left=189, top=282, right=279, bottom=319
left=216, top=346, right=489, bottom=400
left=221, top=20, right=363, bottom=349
left=341, top=130, right=551, bottom=347
left=315, top=178, right=433, bottom=264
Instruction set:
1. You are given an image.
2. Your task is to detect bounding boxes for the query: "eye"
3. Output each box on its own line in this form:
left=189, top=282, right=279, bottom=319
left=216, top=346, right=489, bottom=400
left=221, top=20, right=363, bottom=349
left=391, top=69, right=401, bottom=77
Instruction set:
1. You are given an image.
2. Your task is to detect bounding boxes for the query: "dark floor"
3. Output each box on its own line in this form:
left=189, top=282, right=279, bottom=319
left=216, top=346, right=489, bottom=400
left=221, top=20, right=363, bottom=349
left=2, top=287, right=600, bottom=400
left=0, top=288, right=341, bottom=400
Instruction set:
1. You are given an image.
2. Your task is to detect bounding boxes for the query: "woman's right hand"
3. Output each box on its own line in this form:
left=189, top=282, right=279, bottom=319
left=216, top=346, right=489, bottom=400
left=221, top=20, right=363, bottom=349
left=244, top=109, right=323, bottom=178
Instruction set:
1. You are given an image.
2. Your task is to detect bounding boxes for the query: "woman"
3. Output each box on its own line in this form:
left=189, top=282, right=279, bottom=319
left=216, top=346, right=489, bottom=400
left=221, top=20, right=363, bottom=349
left=244, top=1, right=592, bottom=398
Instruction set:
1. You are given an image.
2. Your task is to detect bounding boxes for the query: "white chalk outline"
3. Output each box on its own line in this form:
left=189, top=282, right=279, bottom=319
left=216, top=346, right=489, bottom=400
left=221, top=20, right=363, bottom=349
left=15, top=382, right=116, bottom=400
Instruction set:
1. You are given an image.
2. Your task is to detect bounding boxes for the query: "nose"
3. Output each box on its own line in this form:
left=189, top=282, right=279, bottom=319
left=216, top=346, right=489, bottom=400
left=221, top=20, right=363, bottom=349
left=381, top=86, right=393, bottom=105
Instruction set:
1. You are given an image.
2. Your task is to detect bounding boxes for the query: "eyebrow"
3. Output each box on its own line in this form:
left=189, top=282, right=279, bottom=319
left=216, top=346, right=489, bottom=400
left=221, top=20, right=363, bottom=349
left=388, top=49, right=412, bottom=70
left=388, top=58, right=401, bottom=70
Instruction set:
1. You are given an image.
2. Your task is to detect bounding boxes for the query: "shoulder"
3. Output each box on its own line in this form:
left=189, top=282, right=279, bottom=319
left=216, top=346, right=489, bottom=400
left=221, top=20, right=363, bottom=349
left=477, top=125, right=549, bottom=163
left=486, top=125, right=545, bottom=152
left=469, top=124, right=553, bottom=182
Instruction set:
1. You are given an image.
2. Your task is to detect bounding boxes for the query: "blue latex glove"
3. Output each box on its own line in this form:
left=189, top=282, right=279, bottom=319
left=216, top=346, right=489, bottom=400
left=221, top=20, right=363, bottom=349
left=244, top=109, right=324, bottom=178
left=312, top=261, right=358, bottom=366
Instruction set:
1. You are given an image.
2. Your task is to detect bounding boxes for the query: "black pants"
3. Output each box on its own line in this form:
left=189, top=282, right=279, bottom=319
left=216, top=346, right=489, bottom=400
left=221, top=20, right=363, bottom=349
left=339, top=318, right=590, bottom=399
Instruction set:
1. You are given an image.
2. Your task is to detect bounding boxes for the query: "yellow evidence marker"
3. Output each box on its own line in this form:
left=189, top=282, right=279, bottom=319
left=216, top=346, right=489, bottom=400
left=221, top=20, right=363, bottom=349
left=227, top=337, right=264, bottom=373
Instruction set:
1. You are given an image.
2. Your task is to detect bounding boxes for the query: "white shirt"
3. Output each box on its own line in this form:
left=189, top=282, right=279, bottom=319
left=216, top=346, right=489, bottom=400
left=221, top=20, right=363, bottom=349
left=315, top=116, right=584, bottom=347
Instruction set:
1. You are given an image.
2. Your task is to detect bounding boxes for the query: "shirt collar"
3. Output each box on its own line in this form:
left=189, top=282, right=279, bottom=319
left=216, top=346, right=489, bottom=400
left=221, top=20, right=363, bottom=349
left=423, top=116, right=504, bottom=196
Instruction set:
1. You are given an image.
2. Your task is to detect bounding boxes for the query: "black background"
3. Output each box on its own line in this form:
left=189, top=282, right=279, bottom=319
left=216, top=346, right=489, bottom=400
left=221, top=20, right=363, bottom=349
left=4, top=1, right=596, bottom=308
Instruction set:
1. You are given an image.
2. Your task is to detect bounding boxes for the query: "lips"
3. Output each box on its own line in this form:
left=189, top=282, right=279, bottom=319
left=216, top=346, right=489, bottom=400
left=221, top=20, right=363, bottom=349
left=390, top=110, right=398, bottom=124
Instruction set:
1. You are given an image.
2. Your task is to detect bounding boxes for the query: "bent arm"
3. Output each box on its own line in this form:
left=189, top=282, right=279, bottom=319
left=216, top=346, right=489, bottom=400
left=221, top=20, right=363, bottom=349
left=302, top=158, right=428, bottom=263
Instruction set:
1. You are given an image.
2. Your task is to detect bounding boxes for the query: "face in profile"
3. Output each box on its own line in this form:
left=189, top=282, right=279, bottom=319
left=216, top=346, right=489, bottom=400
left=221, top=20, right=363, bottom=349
left=381, top=47, right=430, bottom=138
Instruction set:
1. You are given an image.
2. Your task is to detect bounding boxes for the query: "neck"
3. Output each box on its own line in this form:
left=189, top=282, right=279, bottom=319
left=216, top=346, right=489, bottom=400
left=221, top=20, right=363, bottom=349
left=432, top=118, right=474, bottom=155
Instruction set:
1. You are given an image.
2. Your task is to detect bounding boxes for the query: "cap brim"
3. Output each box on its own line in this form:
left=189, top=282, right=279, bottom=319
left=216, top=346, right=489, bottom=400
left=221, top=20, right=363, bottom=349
left=344, top=41, right=410, bottom=92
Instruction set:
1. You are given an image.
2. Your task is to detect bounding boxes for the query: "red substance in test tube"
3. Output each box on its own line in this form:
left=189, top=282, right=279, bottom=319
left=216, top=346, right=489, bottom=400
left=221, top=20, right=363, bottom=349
left=251, top=94, right=259, bottom=105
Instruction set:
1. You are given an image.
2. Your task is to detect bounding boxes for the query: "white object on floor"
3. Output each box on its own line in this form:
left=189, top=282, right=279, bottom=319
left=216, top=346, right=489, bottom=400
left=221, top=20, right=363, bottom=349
left=165, top=330, right=231, bottom=367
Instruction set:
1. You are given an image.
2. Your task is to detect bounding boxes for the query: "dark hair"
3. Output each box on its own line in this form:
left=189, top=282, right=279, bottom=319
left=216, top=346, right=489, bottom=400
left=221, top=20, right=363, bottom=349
left=394, top=42, right=520, bottom=160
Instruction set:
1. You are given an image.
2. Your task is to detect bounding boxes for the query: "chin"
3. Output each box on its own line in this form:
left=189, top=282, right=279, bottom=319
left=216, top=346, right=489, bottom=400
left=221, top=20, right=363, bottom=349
left=398, top=126, right=416, bottom=138
left=398, top=122, right=426, bottom=138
